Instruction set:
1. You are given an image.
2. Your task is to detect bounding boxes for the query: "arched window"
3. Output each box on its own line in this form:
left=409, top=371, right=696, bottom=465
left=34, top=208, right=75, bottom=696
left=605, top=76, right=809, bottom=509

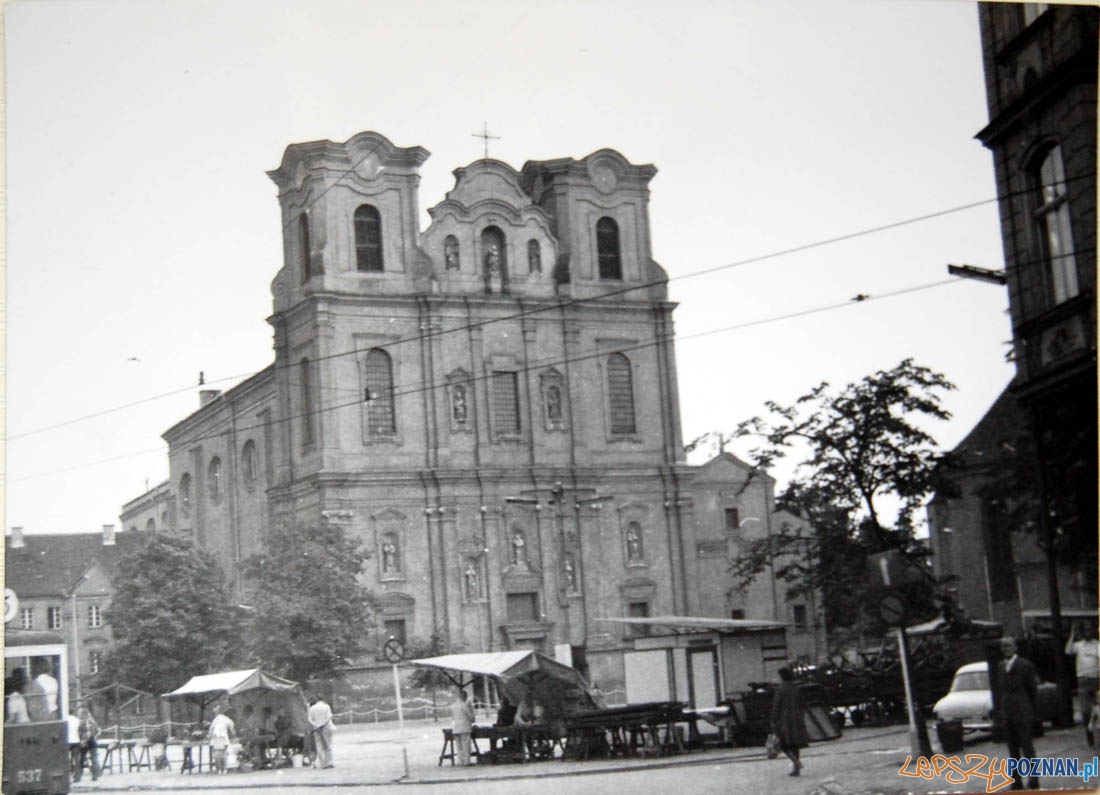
left=527, top=239, right=542, bottom=273
left=298, top=213, right=312, bottom=282
left=242, top=439, right=257, bottom=487
left=354, top=204, right=384, bottom=272
left=481, top=226, right=508, bottom=292
left=300, top=358, right=315, bottom=447
left=444, top=235, right=460, bottom=270
left=208, top=457, right=222, bottom=501
left=179, top=473, right=192, bottom=516
left=596, top=217, right=622, bottom=280
left=606, top=353, right=636, bottom=435
left=145, top=518, right=156, bottom=533
left=1031, top=144, right=1078, bottom=304
left=364, top=348, right=396, bottom=436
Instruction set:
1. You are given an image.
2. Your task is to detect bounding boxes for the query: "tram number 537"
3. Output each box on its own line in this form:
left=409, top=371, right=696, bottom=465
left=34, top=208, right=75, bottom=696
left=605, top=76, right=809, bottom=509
left=15, top=769, right=43, bottom=785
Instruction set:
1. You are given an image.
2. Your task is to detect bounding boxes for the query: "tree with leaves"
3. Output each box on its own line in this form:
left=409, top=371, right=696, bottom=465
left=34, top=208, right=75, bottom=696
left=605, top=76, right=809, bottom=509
left=105, top=533, right=246, bottom=696
left=242, top=521, right=375, bottom=683
left=709, top=359, right=957, bottom=635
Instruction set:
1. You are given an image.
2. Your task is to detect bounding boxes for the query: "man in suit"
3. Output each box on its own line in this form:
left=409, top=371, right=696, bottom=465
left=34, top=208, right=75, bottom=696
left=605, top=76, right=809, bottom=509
left=995, top=637, right=1040, bottom=790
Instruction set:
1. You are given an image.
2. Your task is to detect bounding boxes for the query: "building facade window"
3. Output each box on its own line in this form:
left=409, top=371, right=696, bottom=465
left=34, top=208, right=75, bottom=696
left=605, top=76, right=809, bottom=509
left=300, top=358, right=315, bottom=448
left=88, top=651, right=102, bottom=675
left=527, top=239, right=542, bottom=273
left=627, top=600, right=650, bottom=636
left=730, top=608, right=746, bottom=620
left=606, top=353, right=636, bottom=435
left=48, top=606, right=62, bottom=630
left=208, top=457, right=222, bottom=501
left=492, top=371, right=521, bottom=436
left=88, top=604, right=103, bottom=628
left=596, top=217, right=622, bottom=280
left=382, top=619, right=407, bottom=648
left=145, top=518, right=155, bottom=532
left=354, top=204, right=384, bottom=272
left=179, top=473, right=192, bottom=517
left=298, top=213, right=311, bottom=282
left=20, top=607, right=34, bottom=629
left=242, top=439, right=257, bottom=487
left=1032, top=144, right=1079, bottom=304
left=792, top=604, right=808, bottom=629
left=724, top=507, right=740, bottom=532
left=363, top=348, right=396, bottom=436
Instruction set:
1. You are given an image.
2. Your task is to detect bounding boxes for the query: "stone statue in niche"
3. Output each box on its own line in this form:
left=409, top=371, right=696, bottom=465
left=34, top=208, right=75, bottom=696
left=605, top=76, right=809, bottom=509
left=546, top=384, right=562, bottom=424
left=381, top=534, right=399, bottom=573
left=452, top=384, right=468, bottom=424
left=444, top=236, right=460, bottom=270
left=510, top=529, right=527, bottom=567
left=626, top=523, right=643, bottom=562
left=563, top=555, right=576, bottom=592
left=485, top=240, right=503, bottom=293
left=464, top=561, right=480, bottom=600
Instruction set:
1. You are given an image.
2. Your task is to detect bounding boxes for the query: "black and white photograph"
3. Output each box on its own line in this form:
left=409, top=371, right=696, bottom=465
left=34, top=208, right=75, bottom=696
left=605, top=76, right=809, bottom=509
left=3, top=1, right=1096, bottom=793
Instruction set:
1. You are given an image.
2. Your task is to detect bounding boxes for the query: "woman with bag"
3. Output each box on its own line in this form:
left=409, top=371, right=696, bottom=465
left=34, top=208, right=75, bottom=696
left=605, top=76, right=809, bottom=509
left=770, top=666, right=809, bottom=776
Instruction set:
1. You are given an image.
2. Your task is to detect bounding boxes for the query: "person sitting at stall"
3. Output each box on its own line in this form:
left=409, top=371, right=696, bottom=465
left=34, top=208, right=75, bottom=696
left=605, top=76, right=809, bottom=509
left=495, top=696, right=517, bottom=727
left=272, top=708, right=294, bottom=764
left=513, top=694, right=540, bottom=726
left=513, top=695, right=550, bottom=760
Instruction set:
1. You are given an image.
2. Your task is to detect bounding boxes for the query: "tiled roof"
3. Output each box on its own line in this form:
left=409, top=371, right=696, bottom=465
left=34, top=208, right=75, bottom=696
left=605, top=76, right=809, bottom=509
left=4, top=531, right=143, bottom=597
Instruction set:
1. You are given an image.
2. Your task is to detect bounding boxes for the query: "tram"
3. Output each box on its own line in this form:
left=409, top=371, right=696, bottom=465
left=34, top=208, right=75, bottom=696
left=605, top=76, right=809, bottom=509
left=3, top=630, right=71, bottom=795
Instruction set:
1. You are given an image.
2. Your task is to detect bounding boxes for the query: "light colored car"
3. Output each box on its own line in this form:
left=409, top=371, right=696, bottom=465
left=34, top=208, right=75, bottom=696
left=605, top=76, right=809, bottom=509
left=932, top=661, right=1058, bottom=733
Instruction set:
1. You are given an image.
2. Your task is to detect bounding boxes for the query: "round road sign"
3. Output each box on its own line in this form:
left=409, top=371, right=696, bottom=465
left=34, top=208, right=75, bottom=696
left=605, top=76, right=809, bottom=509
left=878, top=591, right=907, bottom=627
left=383, top=638, right=406, bottom=663
left=4, top=589, right=19, bottom=623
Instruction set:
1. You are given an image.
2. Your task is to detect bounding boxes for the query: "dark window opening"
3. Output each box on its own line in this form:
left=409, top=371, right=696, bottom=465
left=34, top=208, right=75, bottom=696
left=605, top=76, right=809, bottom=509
left=596, top=217, right=622, bottom=280
left=355, top=204, right=384, bottom=272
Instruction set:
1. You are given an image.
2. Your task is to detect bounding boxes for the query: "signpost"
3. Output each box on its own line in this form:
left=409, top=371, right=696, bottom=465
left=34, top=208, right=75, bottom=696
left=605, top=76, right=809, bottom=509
left=384, top=638, right=409, bottom=780
left=878, top=590, right=932, bottom=761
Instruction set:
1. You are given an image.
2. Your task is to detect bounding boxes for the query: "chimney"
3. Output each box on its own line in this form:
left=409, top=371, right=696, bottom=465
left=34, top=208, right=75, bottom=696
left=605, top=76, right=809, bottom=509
left=102, top=524, right=116, bottom=546
left=10, top=526, right=24, bottom=548
left=200, top=389, right=223, bottom=407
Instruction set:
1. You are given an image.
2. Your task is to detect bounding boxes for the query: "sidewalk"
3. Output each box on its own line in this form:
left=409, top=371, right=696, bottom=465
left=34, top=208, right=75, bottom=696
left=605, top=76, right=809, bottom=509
left=70, top=720, right=1096, bottom=793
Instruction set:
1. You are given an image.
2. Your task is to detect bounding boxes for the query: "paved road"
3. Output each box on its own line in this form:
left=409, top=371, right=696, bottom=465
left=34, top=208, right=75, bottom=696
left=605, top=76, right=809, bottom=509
left=72, top=718, right=1097, bottom=794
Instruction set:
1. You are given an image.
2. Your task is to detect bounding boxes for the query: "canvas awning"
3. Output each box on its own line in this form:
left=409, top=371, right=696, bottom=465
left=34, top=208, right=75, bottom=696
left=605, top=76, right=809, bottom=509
left=408, top=650, right=591, bottom=715
left=163, top=668, right=310, bottom=733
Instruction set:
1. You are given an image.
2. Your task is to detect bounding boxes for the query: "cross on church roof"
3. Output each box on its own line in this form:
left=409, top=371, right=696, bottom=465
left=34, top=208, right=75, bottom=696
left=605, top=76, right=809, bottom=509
left=472, top=122, right=500, bottom=159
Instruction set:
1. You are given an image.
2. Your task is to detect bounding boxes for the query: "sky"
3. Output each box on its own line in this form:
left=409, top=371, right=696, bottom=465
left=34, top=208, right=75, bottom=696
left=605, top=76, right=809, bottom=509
left=4, top=0, right=1018, bottom=536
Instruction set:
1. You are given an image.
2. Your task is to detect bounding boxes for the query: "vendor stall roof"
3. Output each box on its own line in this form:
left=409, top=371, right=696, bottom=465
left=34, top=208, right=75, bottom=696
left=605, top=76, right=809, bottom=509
left=408, top=650, right=591, bottom=710
left=163, top=668, right=302, bottom=699
left=598, top=615, right=787, bottom=634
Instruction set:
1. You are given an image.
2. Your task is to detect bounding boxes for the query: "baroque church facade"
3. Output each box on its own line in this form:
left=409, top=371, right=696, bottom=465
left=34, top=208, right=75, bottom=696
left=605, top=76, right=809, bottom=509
left=121, top=131, right=822, bottom=678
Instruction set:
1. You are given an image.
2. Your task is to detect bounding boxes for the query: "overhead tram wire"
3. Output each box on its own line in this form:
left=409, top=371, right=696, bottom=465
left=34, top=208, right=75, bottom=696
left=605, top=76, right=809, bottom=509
left=7, top=272, right=988, bottom=484
left=7, top=178, right=1084, bottom=444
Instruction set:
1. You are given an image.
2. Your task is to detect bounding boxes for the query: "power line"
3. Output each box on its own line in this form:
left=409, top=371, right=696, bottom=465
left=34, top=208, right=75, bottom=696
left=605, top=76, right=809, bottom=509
left=5, top=273, right=974, bottom=483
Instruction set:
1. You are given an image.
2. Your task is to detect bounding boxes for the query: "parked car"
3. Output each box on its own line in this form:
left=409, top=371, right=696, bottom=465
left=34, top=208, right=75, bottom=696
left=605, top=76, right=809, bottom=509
left=932, top=661, right=1058, bottom=734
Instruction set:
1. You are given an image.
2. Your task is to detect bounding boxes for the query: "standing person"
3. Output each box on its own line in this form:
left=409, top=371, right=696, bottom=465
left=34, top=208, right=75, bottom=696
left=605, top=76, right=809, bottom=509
left=66, top=710, right=82, bottom=780
left=995, top=637, right=1040, bottom=790
left=450, top=688, right=475, bottom=766
left=77, top=705, right=101, bottom=781
left=1065, top=624, right=1100, bottom=743
left=34, top=659, right=59, bottom=718
left=207, top=705, right=236, bottom=774
left=22, top=667, right=50, bottom=722
left=5, top=672, right=29, bottom=724
left=307, top=695, right=335, bottom=769
left=770, top=666, right=808, bottom=777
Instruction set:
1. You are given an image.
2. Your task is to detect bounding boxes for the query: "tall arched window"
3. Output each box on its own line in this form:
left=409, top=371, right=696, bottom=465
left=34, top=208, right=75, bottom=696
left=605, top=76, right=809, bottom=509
left=444, top=235, right=460, bottom=270
left=364, top=348, right=396, bottom=436
left=300, top=358, right=315, bottom=448
left=355, top=204, right=384, bottom=272
left=527, top=239, right=542, bottom=273
left=606, top=352, right=636, bottom=435
left=298, top=213, right=312, bottom=283
left=1032, top=144, right=1078, bottom=304
left=596, top=217, right=622, bottom=280
left=241, top=439, right=257, bottom=488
